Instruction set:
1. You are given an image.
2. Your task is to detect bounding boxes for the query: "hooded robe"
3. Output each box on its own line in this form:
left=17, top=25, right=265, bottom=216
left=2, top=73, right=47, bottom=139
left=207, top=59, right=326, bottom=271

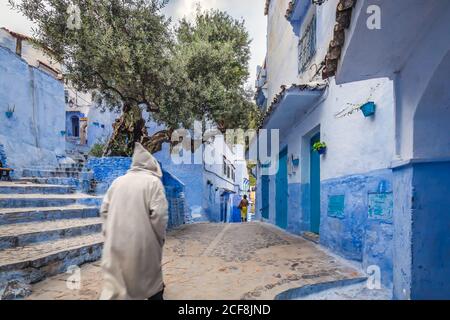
left=99, top=143, right=168, bottom=300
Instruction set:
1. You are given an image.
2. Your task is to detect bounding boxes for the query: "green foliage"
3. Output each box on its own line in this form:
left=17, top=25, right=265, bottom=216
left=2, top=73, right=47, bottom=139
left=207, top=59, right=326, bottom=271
left=89, top=142, right=106, bottom=157
left=312, top=141, right=327, bottom=152
left=172, top=9, right=262, bottom=132
left=247, top=163, right=257, bottom=187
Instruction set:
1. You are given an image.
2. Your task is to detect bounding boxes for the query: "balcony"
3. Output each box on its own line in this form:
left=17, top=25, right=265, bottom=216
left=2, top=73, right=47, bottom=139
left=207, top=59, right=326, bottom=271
left=260, top=83, right=326, bottom=135
left=333, top=0, right=450, bottom=84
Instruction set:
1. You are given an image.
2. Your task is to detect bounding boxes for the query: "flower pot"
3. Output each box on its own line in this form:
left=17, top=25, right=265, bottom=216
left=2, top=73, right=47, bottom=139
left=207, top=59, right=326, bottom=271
left=60, top=131, right=66, bottom=136
left=5, top=111, right=13, bottom=119
left=360, top=102, right=376, bottom=117
left=317, top=147, right=327, bottom=155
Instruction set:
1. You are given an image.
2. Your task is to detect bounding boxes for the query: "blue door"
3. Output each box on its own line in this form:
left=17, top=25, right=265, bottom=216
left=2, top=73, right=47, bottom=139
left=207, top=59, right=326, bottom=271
left=276, top=147, right=288, bottom=229
left=220, top=193, right=230, bottom=222
left=261, top=175, right=270, bottom=219
left=310, top=133, right=321, bottom=234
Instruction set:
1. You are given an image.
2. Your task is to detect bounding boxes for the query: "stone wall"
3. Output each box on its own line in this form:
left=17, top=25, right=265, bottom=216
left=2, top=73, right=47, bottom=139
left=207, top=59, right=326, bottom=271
left=86, top=157, right=132, bottom=194
left=0, top=144, right=7, bottom=167
left=87, top=157, right=187, bottom=229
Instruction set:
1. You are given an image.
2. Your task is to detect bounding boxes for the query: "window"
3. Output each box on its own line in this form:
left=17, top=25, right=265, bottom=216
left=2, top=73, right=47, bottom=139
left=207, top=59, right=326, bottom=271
left=64, top=90, right=69, bottom=104
left=298, top=15, right=316, bottom=73
left=15, top=38, right=22, bottom=56
left=223, top=157, right=227, bottom=176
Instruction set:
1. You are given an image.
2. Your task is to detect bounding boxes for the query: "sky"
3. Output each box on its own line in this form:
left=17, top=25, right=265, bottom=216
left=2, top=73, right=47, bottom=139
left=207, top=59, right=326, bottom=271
left=0, top=0, right=267, bottom=87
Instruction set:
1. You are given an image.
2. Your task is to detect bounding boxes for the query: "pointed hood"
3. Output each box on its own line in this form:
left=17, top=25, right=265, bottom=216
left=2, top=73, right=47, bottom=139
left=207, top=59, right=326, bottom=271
left=129, top=143, right=163, bottom=178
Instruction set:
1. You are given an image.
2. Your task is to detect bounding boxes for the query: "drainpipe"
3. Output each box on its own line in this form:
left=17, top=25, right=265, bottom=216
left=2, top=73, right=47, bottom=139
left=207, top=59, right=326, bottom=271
left=29, top=67, right=40, bottom=148
left=392, top=71, right=402, bottom=161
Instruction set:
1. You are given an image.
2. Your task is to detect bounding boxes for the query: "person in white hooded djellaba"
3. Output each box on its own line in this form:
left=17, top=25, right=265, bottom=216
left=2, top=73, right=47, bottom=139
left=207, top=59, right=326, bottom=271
left=99, top=142, right=168, bottom=300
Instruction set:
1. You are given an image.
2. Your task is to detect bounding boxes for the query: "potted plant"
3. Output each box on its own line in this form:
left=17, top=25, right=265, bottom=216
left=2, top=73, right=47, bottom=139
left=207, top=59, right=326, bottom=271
left=360, top=101, right=376, bottom=117
left=5, top=104, right=15, bottom=119
left=313, top=141, right=327, bottom=155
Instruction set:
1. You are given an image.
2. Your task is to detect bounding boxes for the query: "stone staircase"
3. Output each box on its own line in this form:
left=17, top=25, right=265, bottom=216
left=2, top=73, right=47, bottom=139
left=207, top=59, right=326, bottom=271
left=20, top=163, right=95, bottom=193
left=0, top=166, right=103, bottom=300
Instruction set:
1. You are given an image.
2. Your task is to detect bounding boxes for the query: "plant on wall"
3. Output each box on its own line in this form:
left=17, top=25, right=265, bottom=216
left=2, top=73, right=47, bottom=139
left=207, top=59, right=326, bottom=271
left=335, top=83, right=381, bottom=118
left=5, top=104, right=15, bottom=119
left=89, top=142, right=106, bottom=158
left=312, top=141, right=327, bottom=154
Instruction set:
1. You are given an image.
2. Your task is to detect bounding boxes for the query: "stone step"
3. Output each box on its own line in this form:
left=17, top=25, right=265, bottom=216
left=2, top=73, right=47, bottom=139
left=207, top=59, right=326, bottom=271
left=0, top=218, right=102, bottom=249
left=54, top=167, right=84, bottom=173
left=0, top=234, right=103, bottom=294
left=22, top=169, right=91, bottom=179
left=0, top=206, right=99, bottom=225
left=0, top=182, right=74, bottom=195
left=58, top=163, right=84, bottom=169
left=0, top=194, right=103, bottom=209
left=19, top=177, right=80, bottom=187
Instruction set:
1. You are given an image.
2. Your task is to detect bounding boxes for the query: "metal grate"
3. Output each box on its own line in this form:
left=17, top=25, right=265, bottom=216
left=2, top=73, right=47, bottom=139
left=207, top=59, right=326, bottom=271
left=298, top=15, right=317, bottom=73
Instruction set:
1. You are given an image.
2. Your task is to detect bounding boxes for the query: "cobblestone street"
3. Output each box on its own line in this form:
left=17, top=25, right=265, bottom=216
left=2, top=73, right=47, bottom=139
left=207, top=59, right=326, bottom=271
left=27, top=222, right=363, bottom=300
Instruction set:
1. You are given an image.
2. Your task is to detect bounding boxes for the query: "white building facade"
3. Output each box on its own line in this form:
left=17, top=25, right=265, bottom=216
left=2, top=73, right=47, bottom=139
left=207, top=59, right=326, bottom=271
left=255, top=0, right=396, bottom=292
left=255, top=0, right=450, bottom=300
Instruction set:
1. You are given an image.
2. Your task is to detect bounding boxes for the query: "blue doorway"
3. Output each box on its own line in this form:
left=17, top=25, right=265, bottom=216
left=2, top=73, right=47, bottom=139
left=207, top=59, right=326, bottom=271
left=71, top=116, right=80, bottom=137
left=276, top=147, right=288, bottom=229
left=310, top=133, right=321, bottom=234
left=220, top=193, right=230, bottom=222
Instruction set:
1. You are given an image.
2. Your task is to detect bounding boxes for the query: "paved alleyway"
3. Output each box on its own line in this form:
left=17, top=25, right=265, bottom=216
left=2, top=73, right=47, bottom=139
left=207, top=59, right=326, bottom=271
left=27, top=222, right=363, bottom=300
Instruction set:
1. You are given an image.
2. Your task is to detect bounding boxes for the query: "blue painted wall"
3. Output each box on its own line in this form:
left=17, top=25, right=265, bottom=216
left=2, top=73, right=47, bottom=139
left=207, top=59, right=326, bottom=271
left=321, top=169, right=394, bottom=287
left=393, top=161, right=450, bottom=300
left=276, top=169, right=395, bottom=287
left=153, top=143, right=204, bottom=216
left=87, top=156, right=188, bottom=229
left=86, top=157, right=132, bottom=194
left=86, top=107, right=119, bottom=148
left=0, top=144, right=7, bottom=167
left=65, top=111, right=85, bottom=137
left=144, top=121, right=205, bottom=216
left=0, top=46, right=66, bottom=176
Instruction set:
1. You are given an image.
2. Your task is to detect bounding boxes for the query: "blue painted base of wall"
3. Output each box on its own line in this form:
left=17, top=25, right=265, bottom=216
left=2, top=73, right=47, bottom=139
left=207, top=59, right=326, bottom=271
left=258, top=168, right=395, bottom=288
left=321, top=169, right=394, bottom=287
left=393, top=160, right=450, bottom=300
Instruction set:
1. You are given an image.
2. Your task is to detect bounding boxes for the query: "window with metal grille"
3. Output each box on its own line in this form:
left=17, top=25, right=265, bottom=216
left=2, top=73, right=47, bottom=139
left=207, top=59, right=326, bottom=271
left=223, top=157, right=227, bottom=176
left=298, top=15, right=317, bottom=73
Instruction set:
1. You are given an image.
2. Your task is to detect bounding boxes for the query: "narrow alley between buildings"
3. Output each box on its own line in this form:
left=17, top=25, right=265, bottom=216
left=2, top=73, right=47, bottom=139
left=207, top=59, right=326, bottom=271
left=27, top=222, right=367, bottom=300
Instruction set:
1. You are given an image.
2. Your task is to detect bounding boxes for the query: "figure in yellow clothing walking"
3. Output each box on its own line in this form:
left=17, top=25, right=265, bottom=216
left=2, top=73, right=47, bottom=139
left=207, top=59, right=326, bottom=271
left=238, top=195, right=249, bottom=222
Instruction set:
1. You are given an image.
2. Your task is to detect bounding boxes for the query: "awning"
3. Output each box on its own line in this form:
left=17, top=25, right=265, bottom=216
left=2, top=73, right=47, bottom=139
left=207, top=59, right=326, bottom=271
left=261, top=83, right=326, bottom=135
